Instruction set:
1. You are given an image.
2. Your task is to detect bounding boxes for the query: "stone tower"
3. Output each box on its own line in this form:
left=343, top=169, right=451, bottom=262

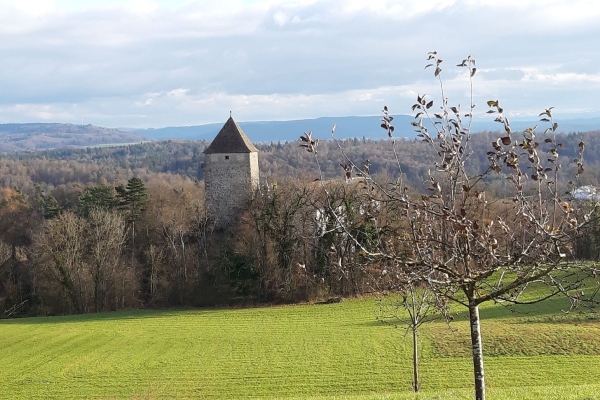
left=203, top=115, right=259, bottom=225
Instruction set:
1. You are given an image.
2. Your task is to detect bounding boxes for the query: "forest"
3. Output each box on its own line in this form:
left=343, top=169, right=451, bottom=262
left=1, top=129, right=600, bottom=317
left=0, top=123, right=144, bottom=152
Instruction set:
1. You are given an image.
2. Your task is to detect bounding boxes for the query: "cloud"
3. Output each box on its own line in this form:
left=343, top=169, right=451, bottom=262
left=0, top=0, right=599, bottom=127
left=7, top=0, right=56, bottom=16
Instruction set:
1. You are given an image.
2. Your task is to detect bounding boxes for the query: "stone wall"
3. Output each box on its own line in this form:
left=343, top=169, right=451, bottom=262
left=204, top=152, right=259, bottom=224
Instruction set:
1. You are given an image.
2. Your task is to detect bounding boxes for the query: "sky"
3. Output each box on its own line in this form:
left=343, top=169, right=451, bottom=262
left=0, top=0, right=599, bottom=128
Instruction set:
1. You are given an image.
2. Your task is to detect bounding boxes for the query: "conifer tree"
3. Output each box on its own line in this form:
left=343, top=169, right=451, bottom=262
left=78, top=184, right=116, bottom=218
left=116, top=177, right=148, bottom=269
left=116, top=177, right=148, bottom=223
left=43, top=196, right=61, bottom=220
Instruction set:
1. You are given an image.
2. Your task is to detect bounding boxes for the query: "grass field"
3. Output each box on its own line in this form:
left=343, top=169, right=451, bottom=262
left=1, top=294, right=600, bottom=399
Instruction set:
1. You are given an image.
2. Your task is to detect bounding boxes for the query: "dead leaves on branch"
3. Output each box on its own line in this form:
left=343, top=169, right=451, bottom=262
left=380, top=105, right=395, bottom=138
left=487, top=99, right=586, bottom=186
left=299, top=131, right=318, bottom=153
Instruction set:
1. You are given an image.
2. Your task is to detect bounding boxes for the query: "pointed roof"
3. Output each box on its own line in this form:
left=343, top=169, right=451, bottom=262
left=204, top=117, right=258, bottom=154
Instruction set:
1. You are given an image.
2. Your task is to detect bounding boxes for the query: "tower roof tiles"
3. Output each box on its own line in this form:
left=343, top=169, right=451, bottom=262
left=203, top=117, right=258, bottom=154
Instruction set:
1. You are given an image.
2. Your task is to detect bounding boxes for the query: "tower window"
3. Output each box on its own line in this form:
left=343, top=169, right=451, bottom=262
left=225, top=155, right=229, bottom=160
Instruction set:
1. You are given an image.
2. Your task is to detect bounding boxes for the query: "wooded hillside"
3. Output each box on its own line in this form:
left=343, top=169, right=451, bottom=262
left=11, top=129, right=600, bottom=194
left=0, top=123, right=146, bottom=152
left=1, top=129, right=600, bottom=318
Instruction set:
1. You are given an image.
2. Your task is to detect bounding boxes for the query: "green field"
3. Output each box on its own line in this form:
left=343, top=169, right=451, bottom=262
left=1, top=295, right=600, bottom=399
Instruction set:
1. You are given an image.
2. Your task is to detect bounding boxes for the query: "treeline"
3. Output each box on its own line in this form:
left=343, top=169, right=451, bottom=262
left=3, top=172, right=599, bottom=319
left=9, top=129, right=600, bottom=193
left=0, top=172, right=381, bottom=317
left=0, top=136, right=381, bottom=316
left=2, top=129, right=600, bottom=317
left=0, top=176, right=211, bottom=316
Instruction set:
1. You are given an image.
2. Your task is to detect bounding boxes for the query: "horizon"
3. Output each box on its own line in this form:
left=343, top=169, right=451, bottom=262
left=2, top=113, right=600, bottom=132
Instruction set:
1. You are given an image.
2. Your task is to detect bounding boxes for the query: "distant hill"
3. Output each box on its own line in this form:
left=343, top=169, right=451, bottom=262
left=0, top=123, right=146, bottom=153
left=130, top=115, right=600, bottom=143
left=129, top=116, right=416, bottom=142
left=2, top=115, right=598, bottom=154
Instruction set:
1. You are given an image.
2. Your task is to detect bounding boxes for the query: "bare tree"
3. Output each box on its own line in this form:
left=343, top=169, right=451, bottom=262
left=0, top=240, right=12, bottom=313
left=87, top=208, right=126, bottom=312
left=377, top=282, right=450, bottom=392
left=35, top=211, right=88, bottom=314
left=301, top=52, right=598, bottom=400
left=143, top=183, right=205, bottom=306
left=246, top=180, right=312, bottom=301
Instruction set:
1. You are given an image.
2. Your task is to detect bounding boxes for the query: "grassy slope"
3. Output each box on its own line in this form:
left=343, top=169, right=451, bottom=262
left=1, top=295, right=600, bottom=399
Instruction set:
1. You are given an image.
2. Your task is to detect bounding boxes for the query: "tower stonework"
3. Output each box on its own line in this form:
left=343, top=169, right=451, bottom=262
left=203, top=116, right=259, bottom=225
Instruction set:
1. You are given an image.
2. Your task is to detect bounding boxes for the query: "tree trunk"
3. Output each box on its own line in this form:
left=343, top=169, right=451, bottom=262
left=468, top=301, right=485, bottom=400
left=412, top=325, right=419, bottom=392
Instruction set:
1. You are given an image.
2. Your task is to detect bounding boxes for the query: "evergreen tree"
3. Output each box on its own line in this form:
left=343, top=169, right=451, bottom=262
left=115, top=177, right=148, bottom=268
left=43, top=195, right=61, bottom=219
left=115, top=178, right=147, bottom=223
left=34, top=186, right=60, bottom=220
left=78, top=184, right=116, bottom=218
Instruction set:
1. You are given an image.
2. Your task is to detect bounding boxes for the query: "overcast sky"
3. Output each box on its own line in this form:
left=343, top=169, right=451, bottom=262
left=0, top=0, right=599, bottom=128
